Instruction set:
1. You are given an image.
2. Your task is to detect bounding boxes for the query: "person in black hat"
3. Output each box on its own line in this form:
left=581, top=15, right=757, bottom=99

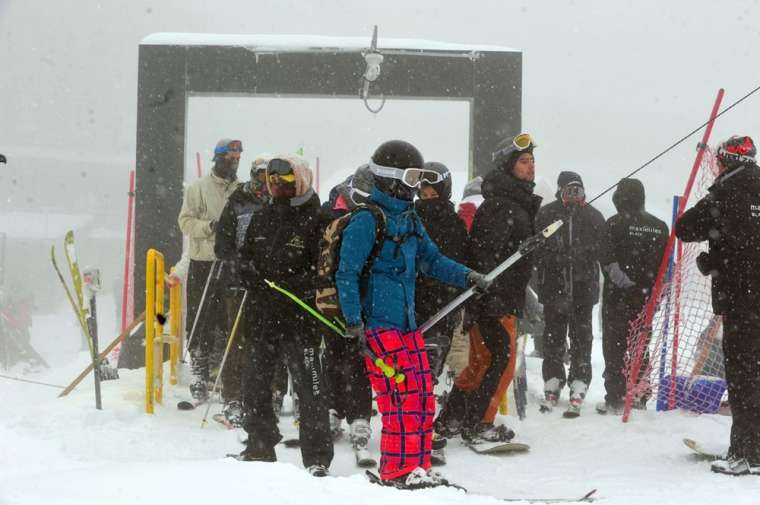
left=534, top=171, right=605, bottom=415
left=597, top=177, right=668, bottom=415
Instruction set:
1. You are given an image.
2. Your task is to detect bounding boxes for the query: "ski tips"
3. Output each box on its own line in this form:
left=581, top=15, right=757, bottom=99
left=541, top=220, right=564, bottom=237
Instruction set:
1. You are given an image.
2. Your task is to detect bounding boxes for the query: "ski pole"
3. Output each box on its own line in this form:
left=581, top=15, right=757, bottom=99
left=200, top=289, right=248, bottom=428
left=263, top=279, right=405, bottom=383
left=419, top=219, right=564, bottom=334
left=182, top=260, right=218, bottom=364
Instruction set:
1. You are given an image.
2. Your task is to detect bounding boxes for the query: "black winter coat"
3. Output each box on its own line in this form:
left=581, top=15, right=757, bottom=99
left=470, top=169, right=542, bottom=317
left=602, top=179, right=669, bottom=306
left=241, top=191, right=322, bottom=305
left=675, top=164, right=760, bottom=315
left=414, top=198, right=469, bottom=322
left=215, top=182, right=269, bottom=260
left=535, top=199, right=606, bottom=307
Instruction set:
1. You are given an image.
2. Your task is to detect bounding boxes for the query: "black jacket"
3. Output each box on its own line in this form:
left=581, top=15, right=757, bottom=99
left=675, top=164, right=760, bottom=315
left=241, top=190, right=322, bottom=305
left=602, top=179, right=669, bottom=306
left=469, top=169, right=542, bottom=316
left=535, top=198, right=606, bottom=307
left=414, top=198, right=469, bottom=322
left=215, top=182, right=269, bottom=260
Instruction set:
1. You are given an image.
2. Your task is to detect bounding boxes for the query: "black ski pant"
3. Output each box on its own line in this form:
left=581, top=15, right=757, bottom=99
left=241, top=303, right=333, bottom=468
left=602, top=294, right=648, bottom=404
left=723, top=312, right=760, bottom=464
left=542, top=301, right=593, bottom=390
left=186, top=260, right=243, bottom=401
left=323, top=328, right=371, bottom=424
left=437, top=313, right=513, bottom=430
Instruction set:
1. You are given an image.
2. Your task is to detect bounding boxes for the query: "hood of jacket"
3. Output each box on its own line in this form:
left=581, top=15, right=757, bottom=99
left=482, top=168, right=542, bottom=215
left=612, top=178, right=646, bottom=213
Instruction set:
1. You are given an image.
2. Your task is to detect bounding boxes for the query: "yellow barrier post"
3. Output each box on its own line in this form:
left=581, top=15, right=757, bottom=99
left=145, top=249, right=165, bottom=414
left=169, top=268, right=182, bottom=385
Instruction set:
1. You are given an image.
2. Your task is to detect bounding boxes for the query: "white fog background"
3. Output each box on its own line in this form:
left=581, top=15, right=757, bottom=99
left=1, top=0, right=759, bottom=312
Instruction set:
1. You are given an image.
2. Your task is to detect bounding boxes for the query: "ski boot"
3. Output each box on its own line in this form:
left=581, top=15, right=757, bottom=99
left=564, top=380, right=587, bottom=418
left=431, top=432, right=448, bottom=466
left=540, top=378, right=561, bottom=413
left=595, top=399, right=624, bottom=415
left=222, top=400, right=244, bottom=427
left=307, top=464, right=330, bottom=477
left=239, top=440, right=276, bottom=462
left=463, top=422, right=515, bottom=444
left=189, top=377, right=208, bottom=404
left=329, top=409, right=344, bottom=440
left=349, top=419, right=376, bottom=468
left=711, top=457, right=760, bottom=476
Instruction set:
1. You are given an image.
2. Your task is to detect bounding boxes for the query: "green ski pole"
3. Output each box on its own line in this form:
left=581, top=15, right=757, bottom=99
left=263, top=279, right=404, bottom=383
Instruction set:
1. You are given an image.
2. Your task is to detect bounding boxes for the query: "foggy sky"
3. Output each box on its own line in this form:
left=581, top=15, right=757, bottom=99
left=2, top=0, right=760, bottom=222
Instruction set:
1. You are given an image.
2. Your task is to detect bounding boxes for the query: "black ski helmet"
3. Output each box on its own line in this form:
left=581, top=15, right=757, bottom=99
left=492, top=133, right=535, bottom=173
left=716, top=135, right=756, bottom=169
left=347, top=163, right=375, bottom=207
left=370, top=140, right=424, bottom=201
left=418, top=161, right=452, bottom=200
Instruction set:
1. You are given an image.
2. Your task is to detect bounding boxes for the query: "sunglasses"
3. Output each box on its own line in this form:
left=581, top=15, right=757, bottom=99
left=368, top=161, right=446, bottom=188
left=491, top=132, right=534, bottom=162
left=267, top=158, right=296, bottom=183
left=214, top=140, right=243, bottom=156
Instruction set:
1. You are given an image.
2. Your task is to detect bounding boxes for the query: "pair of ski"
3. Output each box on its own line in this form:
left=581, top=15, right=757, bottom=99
left=51, top=231, right=109, bottom=408
left=539, top=396, right=583, bottom=418
left=366, top=470, right=597, bottom=502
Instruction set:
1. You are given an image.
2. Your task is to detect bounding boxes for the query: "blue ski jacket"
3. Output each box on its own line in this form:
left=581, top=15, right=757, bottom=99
left=336, top=187, right=471, bottom=331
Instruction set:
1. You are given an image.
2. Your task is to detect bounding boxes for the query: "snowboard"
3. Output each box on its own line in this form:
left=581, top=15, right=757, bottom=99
left=683, top=438, right=726, bottom=459
left=466, top=440, right=530, bottom=455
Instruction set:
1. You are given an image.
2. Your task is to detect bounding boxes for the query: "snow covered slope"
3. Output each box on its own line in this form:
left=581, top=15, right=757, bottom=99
left=1, top=305, right=758, bottom=505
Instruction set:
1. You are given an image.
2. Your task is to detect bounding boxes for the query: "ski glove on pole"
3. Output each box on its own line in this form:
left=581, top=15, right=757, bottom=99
left=344, top=323, right=370, bottom=355
left=467, top=270, right=492, bottom=293
left=604, top=262, right=636, bottom=289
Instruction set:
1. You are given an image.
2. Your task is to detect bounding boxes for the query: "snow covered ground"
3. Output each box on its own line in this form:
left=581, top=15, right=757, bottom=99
left=2, top=301, right=759, bottom=505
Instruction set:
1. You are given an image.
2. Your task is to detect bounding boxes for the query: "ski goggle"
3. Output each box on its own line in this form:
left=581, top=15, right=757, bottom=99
left=368, top=160, right=445, bottom=188
left=267, top=158, right=297, bottom=183
left=491, top=132, right=534, bottom=162
left=561, top=183, right=585, bottom=204
left=214, top=140, right=243, bottom=156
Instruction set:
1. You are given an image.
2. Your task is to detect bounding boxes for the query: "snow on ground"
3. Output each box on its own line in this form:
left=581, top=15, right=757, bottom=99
left=2, top=301, right=759, bottom=505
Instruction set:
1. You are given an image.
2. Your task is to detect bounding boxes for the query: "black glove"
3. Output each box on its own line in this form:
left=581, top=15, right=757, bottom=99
left=604, top=262, right=636, bottom=289
left=344, top=323, right=369, bottom=356
left=209, top=220, right=217, bottom=233
left=696, top=252, right=717, bottom=276
left=467, top=270, right=492, bottom=293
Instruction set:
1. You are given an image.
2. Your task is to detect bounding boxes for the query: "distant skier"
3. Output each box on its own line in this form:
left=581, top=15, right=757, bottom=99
left=177, top=138, right=241, bottom=404
left=414, top=161, right=469, bottom=383
left=534, top=171, right=605, bottom=416
left=597, top=178, right=668, bottom=415
left=239, top=155, right=333, bottom=476
left=212, top=154, right=271, bottom=426
left=676, top=135, right=760, bottom=476
left=317, top=164, right=376, bottom=464
left=336, top=140, right=488, bottom=489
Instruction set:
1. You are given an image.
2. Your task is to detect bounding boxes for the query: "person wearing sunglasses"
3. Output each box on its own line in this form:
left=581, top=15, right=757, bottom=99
left=209, top=153, right=273, bottom=427
left=336, top=140, right=490, bottom=489
left=435, top=133, right=541, bottom=446
left=177, top=138, right=242, bottom=404
left=238, top=155, right=333, bottom=477
left=533, top=171, right=605, bottom=416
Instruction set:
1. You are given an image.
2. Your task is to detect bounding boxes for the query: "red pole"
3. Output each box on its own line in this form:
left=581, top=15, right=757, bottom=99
left=196, top=152, right=202, bottom=178
left=120, top=170, right=136, bottom=333
left=623, top=88, right=724, bottom=422
left=316, top=156, right=320, bottom=195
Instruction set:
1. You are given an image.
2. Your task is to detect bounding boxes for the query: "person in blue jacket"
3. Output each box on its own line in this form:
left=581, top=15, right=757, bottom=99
left=335, top=140, right=489, bottom=489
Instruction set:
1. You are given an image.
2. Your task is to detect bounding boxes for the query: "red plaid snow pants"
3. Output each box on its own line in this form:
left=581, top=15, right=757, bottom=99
left=364, top=327, right=435, bottom=481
